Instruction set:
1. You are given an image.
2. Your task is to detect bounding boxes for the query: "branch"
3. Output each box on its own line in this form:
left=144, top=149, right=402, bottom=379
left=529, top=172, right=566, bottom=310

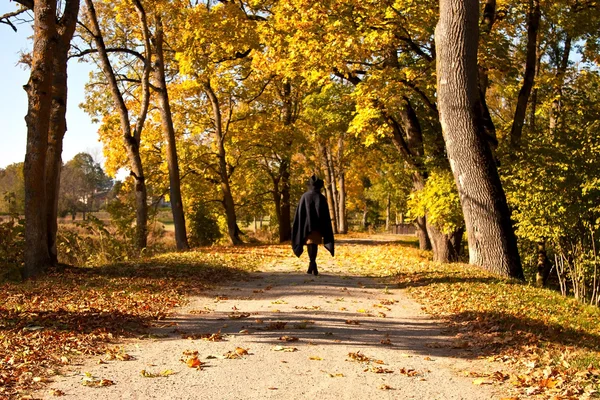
left=0, top=9, right=29, bottom=32
left=69, top=46, right=146, bottom=62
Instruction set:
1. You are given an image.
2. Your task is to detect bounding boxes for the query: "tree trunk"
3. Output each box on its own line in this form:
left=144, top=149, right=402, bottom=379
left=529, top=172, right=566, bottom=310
left=319, top=142, right=337, bottom=233
left=386, top=193, right=391, bottom=231
left=535, top=241, right=552, bottom=287
left=279, top=158, right=292, bottom=242
left=326, top=146, right=339, bottom=234
left=85, top=0, right=151, bottom=250
left=204, top=80, right=241, bottom=245
left=509, top=0, right=540, bottom=150
left=427, top=223, right=461, bottom=263
left=153, top=16, right=189, bottom=251
left=435, top=0, right=524, bottom=279
left=337, top=169, right=347, bottom=234
left=23, top=0, right=58, bottom=279
left=45, top=0, right=79, bottom=266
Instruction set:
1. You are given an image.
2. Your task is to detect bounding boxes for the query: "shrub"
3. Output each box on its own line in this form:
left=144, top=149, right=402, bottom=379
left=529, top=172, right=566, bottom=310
left=188, top=202, right=222, bottom=246
left=0, top=217, right=24, bottom=280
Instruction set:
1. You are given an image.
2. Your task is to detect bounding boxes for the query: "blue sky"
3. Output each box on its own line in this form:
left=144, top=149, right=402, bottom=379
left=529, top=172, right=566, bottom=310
left=0, top=3, right=101, bottom=169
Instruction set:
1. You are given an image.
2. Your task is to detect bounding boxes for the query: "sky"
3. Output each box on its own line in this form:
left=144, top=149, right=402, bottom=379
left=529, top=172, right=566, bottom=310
left=0, top=3, right=101, bottom=169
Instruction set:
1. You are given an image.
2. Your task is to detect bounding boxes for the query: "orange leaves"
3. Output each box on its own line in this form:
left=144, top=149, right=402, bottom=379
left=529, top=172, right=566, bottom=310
left=181, top=350, right=203, bottom=369
left=278, top=335, right=299, bottom=342
left=224, top=347, right=250, bottom=359
left=81, top=373, right=114, bottom=387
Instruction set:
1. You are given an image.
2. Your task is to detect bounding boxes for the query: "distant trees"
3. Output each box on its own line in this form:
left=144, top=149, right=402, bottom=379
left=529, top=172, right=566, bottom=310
left=0, top=163, right=25, bottom=214
left=58, top=153, right=112, bottom=220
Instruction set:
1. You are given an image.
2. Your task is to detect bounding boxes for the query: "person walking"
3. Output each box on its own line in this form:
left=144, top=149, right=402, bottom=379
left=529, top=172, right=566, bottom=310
left=291, top=175, right=334, bottom=275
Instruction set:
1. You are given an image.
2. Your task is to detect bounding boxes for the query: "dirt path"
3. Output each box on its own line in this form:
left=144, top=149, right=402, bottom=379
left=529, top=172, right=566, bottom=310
left=42, top=239, right=505, bottom=399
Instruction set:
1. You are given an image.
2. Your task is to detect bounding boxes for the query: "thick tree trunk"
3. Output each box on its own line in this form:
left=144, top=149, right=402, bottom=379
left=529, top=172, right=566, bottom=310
left=154, top=17, right=189, bottom=250
left=204, top=80, right=241, bottom=245
left=85, top=0, right=150, bottom=250
left=23, top=0, right=58, bottom=279
left=435, top=0, right=524, bottom=278
left=279, top=158, right=292, bottom=242
left=509, top=0, right=540, bottom=150
left=46, top=0, right=79, bottom=266
left=427, top=223, right=462, bottom=263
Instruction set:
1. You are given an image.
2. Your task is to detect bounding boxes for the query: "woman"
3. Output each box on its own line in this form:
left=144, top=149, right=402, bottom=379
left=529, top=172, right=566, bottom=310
left=291, top=175, right=334, bottom=275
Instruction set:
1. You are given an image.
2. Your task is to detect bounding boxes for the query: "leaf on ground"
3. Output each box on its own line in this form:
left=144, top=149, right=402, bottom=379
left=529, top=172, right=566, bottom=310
left=399, top=368, right=419, bottom=376
left=379, top=384, right=394, bottom=390
left=50, top=389, right=66, bottom=396
left=81, top=375, right=114, bottom=387
left=309, top=356, right=323, bottom=361
left=365, top=366, right=393, bottom=374
left=347, top=351, right=370, bottom=362
left=185, top=356, right=203, bottom=369
left=264, top=321, right=287, bottom=330
left=345, top=320, right=360, bottom=325
left=224, top=347, right=249, bottom=359
left=272, top=345, right=298, bottom=352
left=278, top=335, right=299, bottom=342
left=228, top=312, right=250, bottom=319
left=271, top=299, right=287, bottom=304
left=140, top=369, right=176, bottom=378
left=472, top=378, right=493, bottom=385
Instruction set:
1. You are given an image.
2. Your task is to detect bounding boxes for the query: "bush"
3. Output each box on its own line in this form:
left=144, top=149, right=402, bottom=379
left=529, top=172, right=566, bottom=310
left=57, top=215, right=135, bottom=266
left=0, top=217, right=24, bottom=280
left=188, top=202, right=222, bottom=246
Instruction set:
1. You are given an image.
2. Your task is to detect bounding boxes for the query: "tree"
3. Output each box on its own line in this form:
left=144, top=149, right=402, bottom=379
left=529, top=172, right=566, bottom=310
left=82, top=0, right=152, bottom=250
left=0, top=163, right=25, bottom=214
left=21, top=0, right=59, bottom=278
left=435, top=0, right=524, bottom=278
left=59, top=153, right=112, bottom=219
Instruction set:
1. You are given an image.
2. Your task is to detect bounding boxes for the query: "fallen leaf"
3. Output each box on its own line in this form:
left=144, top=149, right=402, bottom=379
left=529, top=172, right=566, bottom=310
left=472, top=378, right=493, bottom=385
left=278, top=336, right=299, bottom=342
left=272, top=346, right=298, bottom=352
left=309, top=356, right=323, bottom=361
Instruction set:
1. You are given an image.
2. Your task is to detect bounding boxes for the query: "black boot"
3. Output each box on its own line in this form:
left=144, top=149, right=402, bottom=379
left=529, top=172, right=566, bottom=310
left=307, top=244, right=318, bottom=276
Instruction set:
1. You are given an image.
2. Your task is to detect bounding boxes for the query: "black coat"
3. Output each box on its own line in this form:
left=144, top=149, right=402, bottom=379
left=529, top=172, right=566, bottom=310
left=291, top=178, right=334, bottom=258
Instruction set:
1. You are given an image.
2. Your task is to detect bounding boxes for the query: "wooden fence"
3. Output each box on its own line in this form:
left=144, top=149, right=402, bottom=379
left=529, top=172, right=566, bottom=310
left=388, top=224, right=416, bottom=235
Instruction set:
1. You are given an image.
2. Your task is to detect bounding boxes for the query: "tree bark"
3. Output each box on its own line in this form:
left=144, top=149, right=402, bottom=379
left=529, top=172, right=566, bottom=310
left=23, top=0, right=58, bottom=278
left=326, top=148, right=340, bottom=233
left=337, top=172, right=347, bottom=234
left=427, top=223, right=462, bottom=263
left=278, top=80, right=294, bottom=242
left=386, top=193, right=391, bottom=231
left=204, top=80, right=242, bottom=245
left=153, top=16, right=189, bottom=250
left=436, top=0, right=524, bottom=278
left=509, top=0, right=540, bottom=150
left=46, top=0, right=80, bottom=266
left=535, top=241, right=552, bottom=287
left=319, top=142, right=338, bottom=233
left=279, top=157, right=292, bottom=242
left=85, top=0, right=150, bottom=250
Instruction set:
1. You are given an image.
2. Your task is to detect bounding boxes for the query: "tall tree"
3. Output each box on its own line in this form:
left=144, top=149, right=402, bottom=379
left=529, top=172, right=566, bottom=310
left=153, top=14, right=189, bottom=250
left=83, top=0, right=151, bottom=250
left=45, top=0, right=80, bottom=265
left=21, top=0, right=58, bottom=278
left=435, top=0, right=524, bottom=278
